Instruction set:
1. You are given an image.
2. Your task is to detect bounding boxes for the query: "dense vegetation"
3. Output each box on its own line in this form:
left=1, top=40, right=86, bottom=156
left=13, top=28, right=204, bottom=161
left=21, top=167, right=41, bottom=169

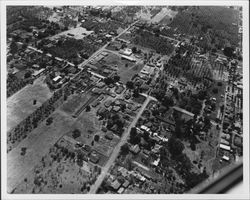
left=168, top=6, right=239, bottom=49
left=133, top=30, right=174, bottom=55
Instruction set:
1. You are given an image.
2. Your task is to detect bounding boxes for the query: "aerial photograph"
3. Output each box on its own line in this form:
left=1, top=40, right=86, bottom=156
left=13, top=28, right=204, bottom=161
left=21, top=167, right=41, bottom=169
left=5, top=5, right=243, bottom=195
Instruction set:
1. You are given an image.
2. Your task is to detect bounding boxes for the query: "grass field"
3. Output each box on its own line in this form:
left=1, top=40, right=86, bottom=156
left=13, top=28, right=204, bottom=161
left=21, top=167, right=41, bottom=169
left=93, top=51, right=144, bottom=83
left=50, top=27, right=93, bottom=40
left=13, top=148, right=100, bottom=194
left=119, top=61, right=144, bottom=83
left=7, top=109, right=75, bottom=193
left=151, top=7, right=177, bottom=24
left=7, top=76, right=52, bottom=132
left=7, top=97, right=107, bottom=193
left=61, top=93, right=93, bottom=115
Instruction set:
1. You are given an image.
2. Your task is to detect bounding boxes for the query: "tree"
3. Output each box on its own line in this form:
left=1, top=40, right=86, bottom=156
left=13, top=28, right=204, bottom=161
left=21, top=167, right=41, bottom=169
left=22, top=43, right=28, bottom=50
left=72, top=129, right=81, bottom=139
left=120, top=143, right=130, bottom=155
left=162, top=96, right=174, bottom=107
left=86, top=105, right=91, bottom=112
left=126, top=81, right=134, bottom=90
left=197, top=90, right=207, bottom=100
left=133, top=89, right=139, bottom=98
left=217, top=82, right=223, bottom=86
left=223, top=47, right=235, bottom=58
left=113, top=75, right=120, bottom=83
left=132, top=46, right=137, bottom=54
left=129, top=127, right=141, bottom=145
left=94, top=134, right=100, bottom=142
left=10, top=41, right=18, bottom=55
left=106, top=11, right=112, bottom=18
left=24, top=71, right=32, bottom=79
left=104, top=77, right=114, bottom=85
left=168, top=137, right=184, bottom=156
left=212, top=88, right=218, bottom=94
left=121, top=43, right=127, bottom=49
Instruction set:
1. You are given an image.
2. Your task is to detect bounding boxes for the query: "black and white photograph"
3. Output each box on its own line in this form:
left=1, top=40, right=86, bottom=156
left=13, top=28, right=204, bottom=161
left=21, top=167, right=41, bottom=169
left=0, top=0, right=249, bottom=199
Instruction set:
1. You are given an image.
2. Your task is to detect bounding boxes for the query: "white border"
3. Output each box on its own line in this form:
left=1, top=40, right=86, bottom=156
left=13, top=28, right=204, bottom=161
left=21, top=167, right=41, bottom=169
left=1, top=1, right=249, bottom=200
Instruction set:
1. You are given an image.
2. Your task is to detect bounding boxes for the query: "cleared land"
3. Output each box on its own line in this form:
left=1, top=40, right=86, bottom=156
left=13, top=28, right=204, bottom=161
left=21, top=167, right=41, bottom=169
left=7, top=92, right=118, bottom=192
left=151, top=7, right=178, bottom=24
left=7, top=76, right=52, bottom=132
left=50, top=27, right=94, bottom=40
left=90, top=51, right=144, bottom=83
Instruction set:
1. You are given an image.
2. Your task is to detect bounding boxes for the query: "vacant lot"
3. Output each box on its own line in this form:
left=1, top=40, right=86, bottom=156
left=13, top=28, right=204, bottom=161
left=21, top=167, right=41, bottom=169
left=119, top=61, right=144, bottom=83
left=151, top=7, right=178, bottom=23
left=93, top=51, right=143, bottom=83
left=7, top=76, right=52, bottom=132
left=50, top=27, right=94, bottom=40
left=61, top=93, right=93, bottom=115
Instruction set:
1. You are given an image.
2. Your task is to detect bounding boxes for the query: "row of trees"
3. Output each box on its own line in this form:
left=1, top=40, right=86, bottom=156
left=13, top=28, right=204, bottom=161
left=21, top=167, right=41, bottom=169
left=7, top=70, right=84, bottom=152
left=133, top=30, right=174, bottom=55
left=7, top=73, right=32, bottom=98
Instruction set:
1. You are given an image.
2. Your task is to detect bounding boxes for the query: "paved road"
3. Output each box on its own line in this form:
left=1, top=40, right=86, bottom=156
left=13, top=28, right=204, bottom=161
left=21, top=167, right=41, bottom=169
left=141, top=93, right=157, bottom=102
left=89, top=96, right=151, bottom=194
left=215, top=86, right=228, bottom=152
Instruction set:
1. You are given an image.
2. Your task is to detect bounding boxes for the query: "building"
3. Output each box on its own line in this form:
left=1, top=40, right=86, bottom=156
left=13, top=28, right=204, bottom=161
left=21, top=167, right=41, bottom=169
left=105, top=131, right=114, bottom=140
left=89, top=151, right=100, bottom=164
left=121, top=48, right=132, bottom=56
left=121, top=55, right=136, bottom=62
left=129, top=144, right=140, bottom=154
left=140, top=65, right=155, bottom=76
left=219, top=143, right=231, bottom=151
left=32, top=64, right=40, bottom=69
left=117, top=187, right=125, bottom=194
left=222, top=155, right=230, bottom=161
left=53, top=75, right=62, bottom=83
left=111, top=180, right=121, bottom=191
left=32, top=68, right=45, bottom=78
left=123, top=180, right=130, bottom=188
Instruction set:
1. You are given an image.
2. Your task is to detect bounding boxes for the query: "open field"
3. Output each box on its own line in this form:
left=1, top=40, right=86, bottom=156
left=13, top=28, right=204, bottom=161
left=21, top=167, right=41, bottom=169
left=90, top=51, right=143, bottom=83
left=151, top=7, right=178, bottom=24
left=158, top=8, right=178, bottom=25
left=7, top=93, right=109, bottom=193
left=7, top=76, right=52, bottom=132
left=119, top=61, right=144, bottom=83
left=13, top=147, right=101, bottom=194
left=50, top=27, right=94, bottom=40
left=61, top=93, right=94, bottom=115
left=7, top=109, right=75, bottom=193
